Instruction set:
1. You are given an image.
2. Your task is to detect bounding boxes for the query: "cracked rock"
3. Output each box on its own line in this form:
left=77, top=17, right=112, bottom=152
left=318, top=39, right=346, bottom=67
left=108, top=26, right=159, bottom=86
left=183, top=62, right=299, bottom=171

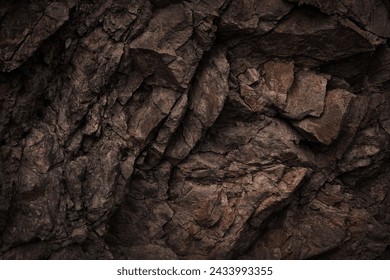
left=1, top=0, right=390, bottom=260
left=283, top=70, right=329, bottom=119
left=293, top=89, right=355, bottom=145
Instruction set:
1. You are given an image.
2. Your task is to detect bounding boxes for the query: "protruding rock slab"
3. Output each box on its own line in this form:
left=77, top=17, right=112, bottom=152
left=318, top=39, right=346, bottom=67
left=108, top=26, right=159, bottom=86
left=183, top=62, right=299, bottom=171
left=250, top=167, right=311, bottom=227
left=293, top=89, right=355, bottom=145
left=283, top=70, right=328, bottom=119
left=258, top=8, right=379, bottom=61
left=262, top=61, right=295, bottom=108
left=239, top=61, right=294, bottom=112
left=220, top=0, right=293, bottom=34
left=0, top=1, right=75, bottom=72
left=166, top=48, right=230, bottom=161
left=238, top=68, right=260, bottom=86
left=240, top=84, right=267, bottom=112
left=291, top=0, right=390, bottom=38
left=165, top=166, right=310, bottom=259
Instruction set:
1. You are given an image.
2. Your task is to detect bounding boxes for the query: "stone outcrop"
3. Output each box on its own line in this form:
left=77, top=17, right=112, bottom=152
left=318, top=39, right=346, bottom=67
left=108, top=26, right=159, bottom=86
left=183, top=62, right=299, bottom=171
left=0, top=0, right=390, bottom=259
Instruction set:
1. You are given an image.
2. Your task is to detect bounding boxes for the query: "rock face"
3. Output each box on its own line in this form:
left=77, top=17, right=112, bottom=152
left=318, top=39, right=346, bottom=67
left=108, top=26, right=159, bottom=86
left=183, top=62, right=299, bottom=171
left=0, top=0, right=390, bottom=260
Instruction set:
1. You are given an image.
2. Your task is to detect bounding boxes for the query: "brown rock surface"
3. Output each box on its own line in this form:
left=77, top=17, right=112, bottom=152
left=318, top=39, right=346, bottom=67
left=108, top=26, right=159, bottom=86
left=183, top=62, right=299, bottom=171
left=0, top=0, right=390, bottom=260
left=283, top=70, right=328, bottom=119
left=293, top=89, right=355, bottom=145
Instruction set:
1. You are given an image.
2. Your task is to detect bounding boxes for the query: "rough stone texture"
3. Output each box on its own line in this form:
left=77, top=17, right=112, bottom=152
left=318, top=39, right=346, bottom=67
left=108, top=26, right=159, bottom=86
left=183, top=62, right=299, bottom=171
left=0, top=0, right=390, bottom=260
left=293, top=89, right=355, bottom=145
left=283, top=70, right=328, bottom=119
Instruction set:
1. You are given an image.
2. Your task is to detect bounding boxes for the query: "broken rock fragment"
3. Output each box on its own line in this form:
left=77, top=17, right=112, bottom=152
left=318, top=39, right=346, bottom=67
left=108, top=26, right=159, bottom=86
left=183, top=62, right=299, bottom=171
left=239, top=61, right=295, bottom=112
left=283, top=70, right=329, bottom=119
left=260, top=61, right=295, bottom=109
left=293, top=89, right=355, bottom=145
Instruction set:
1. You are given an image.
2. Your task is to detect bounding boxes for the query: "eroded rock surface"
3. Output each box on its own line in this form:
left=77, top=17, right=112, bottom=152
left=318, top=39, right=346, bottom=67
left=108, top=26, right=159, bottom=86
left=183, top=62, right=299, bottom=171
left=0, top=0, right=390, bottom=259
